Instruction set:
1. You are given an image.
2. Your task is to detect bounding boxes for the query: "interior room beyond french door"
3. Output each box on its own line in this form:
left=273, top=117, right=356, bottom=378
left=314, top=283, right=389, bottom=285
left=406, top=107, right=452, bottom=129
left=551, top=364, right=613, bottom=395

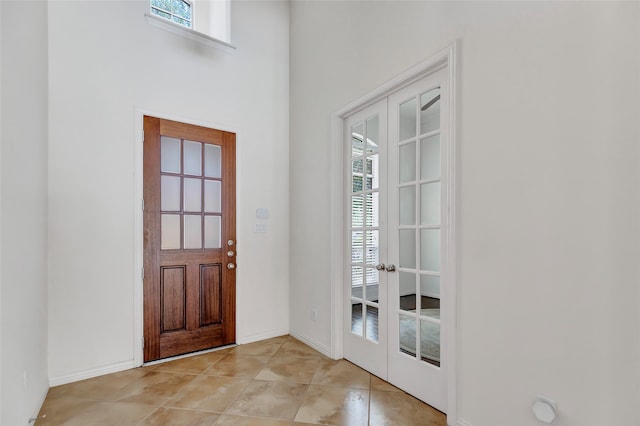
left=343, top=67, right=449, bottom=412
left=143, top=116, right=236, bottom=362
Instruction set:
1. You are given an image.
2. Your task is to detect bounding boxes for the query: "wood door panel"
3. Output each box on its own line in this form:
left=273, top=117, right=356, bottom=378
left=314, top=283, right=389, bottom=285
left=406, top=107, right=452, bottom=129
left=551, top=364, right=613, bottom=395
left=143, top=116, right=236, bottom=362
left=200, top=264, right=222, bottom=326
left=161, top=266, right=186, bottom=332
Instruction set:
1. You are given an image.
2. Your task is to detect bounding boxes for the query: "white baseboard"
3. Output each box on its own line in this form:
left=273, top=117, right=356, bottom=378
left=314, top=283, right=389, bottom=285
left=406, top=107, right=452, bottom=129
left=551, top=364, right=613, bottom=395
left=456, top=419, right=474, bottom=426
left=289, top=330, right=333, bottom=358
left=49, top=360, right=136, bottom=387
left=236, top=327, right=289, bottom=345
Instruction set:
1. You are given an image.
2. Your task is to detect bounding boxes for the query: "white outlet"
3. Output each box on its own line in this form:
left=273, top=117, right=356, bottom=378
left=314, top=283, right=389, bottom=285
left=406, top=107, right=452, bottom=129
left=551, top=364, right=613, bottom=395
left=311, top=308, right=318, bottom=322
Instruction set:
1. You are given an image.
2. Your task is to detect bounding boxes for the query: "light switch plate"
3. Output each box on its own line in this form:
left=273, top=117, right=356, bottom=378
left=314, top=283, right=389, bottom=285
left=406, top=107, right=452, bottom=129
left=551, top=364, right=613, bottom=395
left=254, top=223, right=267, bottom=233
left=256, top=208, right=270, bottom=219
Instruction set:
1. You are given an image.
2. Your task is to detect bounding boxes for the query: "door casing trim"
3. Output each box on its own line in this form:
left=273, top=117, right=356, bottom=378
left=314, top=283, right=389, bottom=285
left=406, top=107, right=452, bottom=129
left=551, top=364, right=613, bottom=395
left=329, top=41, right=458, bottom=422
left=133, top=108, right=240, bottom=367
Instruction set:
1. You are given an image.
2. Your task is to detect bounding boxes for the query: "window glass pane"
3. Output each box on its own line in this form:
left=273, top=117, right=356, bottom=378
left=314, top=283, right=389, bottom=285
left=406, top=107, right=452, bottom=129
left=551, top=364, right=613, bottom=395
left=161, top=136, right=181, bottom=173
left=420, top=229, right=440, bottom=272
left=420, top=134, right=440, bottom=180
left=183, top=178, right=201, bottom=212
left=204, top=216, right=221, bottom=248
left=184, top=215, right=202, bottom=249
left=151, top=8, right=171, bottom=20
left=399, top=98, right=417, bottom=141
left=183, top=140, right=202, bottom=176
left=204, top=144, right=222, bottom=178
left=420, top=182, right=440, bottom=225
left=351, top=122, right=364, bottom=158
left=161, top=175, right=180, bottom=211
left=172, top=0, right=191, bottom=19
left=399, top=142, right=416, bottom=183
left=204, top=180, right=221, bottom=213
left=151, top=0, right=170, bottom=11
left=366, top=116, right=378, bottom=153
left=161, top=214, right=181, bottom=250
left=420, top=88, right=440, bottom=135
left=399, top=186, right=415, bottom=226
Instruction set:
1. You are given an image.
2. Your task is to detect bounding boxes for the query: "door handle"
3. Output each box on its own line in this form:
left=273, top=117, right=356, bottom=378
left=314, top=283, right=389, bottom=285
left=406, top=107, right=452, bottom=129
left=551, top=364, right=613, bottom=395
left=227, top=263, right=236, bottom=270
left=375, top=263, right=386, bottom=271
left=385, top=264, right=396, bottom=272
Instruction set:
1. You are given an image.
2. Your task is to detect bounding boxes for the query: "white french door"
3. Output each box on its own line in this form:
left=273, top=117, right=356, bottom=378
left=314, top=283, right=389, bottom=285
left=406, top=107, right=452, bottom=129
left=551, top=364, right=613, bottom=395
left=344, top=67, right=450, bottom=413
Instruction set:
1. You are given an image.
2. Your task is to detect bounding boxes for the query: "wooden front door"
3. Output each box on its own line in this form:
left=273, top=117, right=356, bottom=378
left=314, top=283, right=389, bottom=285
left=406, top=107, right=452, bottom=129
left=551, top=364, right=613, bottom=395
left=143, top=116, right=236, bottom=362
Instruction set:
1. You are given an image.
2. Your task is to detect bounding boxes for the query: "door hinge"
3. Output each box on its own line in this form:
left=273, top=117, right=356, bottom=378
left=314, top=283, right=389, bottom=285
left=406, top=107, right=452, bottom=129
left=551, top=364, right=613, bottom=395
left=142, top=336, right=144, bottom=349
left=141, top=198, right=145, bottom=211
left=141, top=268, right=145, bottom=280
left=142, top=130, right=144, bottom=143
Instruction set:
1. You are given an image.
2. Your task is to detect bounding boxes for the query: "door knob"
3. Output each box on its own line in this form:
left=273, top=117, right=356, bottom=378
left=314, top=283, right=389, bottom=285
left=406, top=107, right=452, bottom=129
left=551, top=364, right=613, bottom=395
left=227, top=250, right=235, bottom=257
left=227, top=240, right=235, bottom=246
left=375, top=263, right=386, bottom=271
left=385, top=264, right=396, bottom=272
left=227, top=263, right=236, bottom=269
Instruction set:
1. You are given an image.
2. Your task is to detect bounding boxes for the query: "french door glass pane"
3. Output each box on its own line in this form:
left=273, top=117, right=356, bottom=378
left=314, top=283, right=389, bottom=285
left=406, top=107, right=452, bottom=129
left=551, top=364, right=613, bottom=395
left=420, top=134, right=440, bottom=180
left=183, top=140, right=202, bottom=176
left=419, top=88, right=441, bottom=135
left=351, top=122, right=365, bottom=157
left=366, top=116, right=379, bottom=153
left=399, top=229, right=416, bottom=269
left=399, top=271, right=415, bottom=310
left=420, top=274, right=440, bottom=301
left=352, top=231, right=364, bottom=263
left=367, top=155, right=379, bottom=190
left=352, top=195, right=364, bottom=227
left=399, top=186, right=415, bottom=226
left=399, top=314, right=417, bottom=355
left=420, top=318, right=440, bottom=366
left=399, top=98, right=417, bottom=141
left=161, top=175, right=181, bottom=211
left=420, top=182, right=440, bottom=225
left=399, top=142, right=416, bottom=183
left=366, top=305, right=379, bottom=342
left=351, top=302, right=363, bottom=336
left=365, top=193, right=379, bottom=227
left=365, top=268, right=379, bottom=302
left=420, top=229, right=440, bottom=272
left=352, top=159, right=364, bottom=192
left=160, top=136, right=181, bottom=173
left=351, top=266, right=364, bottom=298
left=365, top=230, right=379, bottom=264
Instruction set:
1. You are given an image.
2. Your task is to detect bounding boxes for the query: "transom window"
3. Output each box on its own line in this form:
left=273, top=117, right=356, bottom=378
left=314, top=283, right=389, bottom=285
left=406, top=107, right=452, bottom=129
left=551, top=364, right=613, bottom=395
left=151, top=0, right=192, bottom=29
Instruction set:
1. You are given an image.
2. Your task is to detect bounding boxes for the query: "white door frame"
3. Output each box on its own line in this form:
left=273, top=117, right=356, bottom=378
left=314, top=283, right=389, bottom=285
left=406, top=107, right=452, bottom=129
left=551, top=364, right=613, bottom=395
left=329, top=42, right=458, bottom=422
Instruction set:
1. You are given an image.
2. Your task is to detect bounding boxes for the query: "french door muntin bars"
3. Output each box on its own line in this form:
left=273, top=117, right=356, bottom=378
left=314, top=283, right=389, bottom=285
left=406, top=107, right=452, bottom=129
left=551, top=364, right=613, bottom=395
left=349, top=115, right=381, bottom=343
left=396, top=85, right=442, bottom=366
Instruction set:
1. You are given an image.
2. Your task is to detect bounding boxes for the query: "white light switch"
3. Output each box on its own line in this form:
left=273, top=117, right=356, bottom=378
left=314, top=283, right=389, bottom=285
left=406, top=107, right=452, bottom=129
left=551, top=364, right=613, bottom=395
left=254, top=223, right=267, bottom=233
left=256, top=208, right=269, bottom=219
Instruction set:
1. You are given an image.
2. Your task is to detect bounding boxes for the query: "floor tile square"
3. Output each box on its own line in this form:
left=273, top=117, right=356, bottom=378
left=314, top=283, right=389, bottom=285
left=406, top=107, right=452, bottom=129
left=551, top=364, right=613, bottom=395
left=294, top=384, right=369, bottom=426
left=165, top=375, right=251, bottom=412
left=311, top=359, right=371, bottom=389
left=254, top=355, right=320, bottom=384
left=204, top=354, right=270, bottom=379
left=226, top=380, right=308, bottom=421
left=138, top=407, right=220, bottom=425
left=369, top=390, right=446, bottom=426
left=114, top=371, right=197, bottom=405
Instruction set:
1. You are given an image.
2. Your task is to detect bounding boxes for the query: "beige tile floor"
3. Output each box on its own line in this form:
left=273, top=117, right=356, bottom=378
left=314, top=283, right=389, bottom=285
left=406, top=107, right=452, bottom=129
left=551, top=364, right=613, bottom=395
left=36, top=335, right=445, bottom=425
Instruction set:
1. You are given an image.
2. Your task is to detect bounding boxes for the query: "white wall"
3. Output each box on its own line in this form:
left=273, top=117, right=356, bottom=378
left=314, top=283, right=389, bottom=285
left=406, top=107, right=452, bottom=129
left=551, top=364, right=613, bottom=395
left=48, top=0, right=289, bottom=382
left=289, top=2, right=640, bottom=425
left=1, top=1, right=50, bottom=423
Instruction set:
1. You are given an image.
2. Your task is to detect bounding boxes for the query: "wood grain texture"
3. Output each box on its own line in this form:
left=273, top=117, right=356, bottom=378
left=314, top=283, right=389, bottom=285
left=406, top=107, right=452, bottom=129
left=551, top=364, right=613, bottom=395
left=143, top=115, right=236, bottom=362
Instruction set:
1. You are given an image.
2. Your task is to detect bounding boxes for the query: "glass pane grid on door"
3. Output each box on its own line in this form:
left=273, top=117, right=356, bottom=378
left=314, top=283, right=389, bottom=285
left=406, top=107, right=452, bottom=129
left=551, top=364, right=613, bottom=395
left=160, top=136, right=223, bottom=250
left=350, top=115, right=380, bottom=343
left=397, top=86, right=442, bottom=367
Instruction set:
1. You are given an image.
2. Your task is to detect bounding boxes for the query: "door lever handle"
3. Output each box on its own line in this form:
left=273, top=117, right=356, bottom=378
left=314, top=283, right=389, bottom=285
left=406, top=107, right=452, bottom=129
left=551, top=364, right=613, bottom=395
left=385, top=264, right=396, bottom=272
left=375, top=263, right=386, bottom=271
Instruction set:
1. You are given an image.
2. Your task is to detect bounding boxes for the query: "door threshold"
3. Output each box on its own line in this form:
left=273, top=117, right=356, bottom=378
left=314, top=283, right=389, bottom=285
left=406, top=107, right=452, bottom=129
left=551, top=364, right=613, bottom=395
left=142, top=343, right=237, bottom=367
